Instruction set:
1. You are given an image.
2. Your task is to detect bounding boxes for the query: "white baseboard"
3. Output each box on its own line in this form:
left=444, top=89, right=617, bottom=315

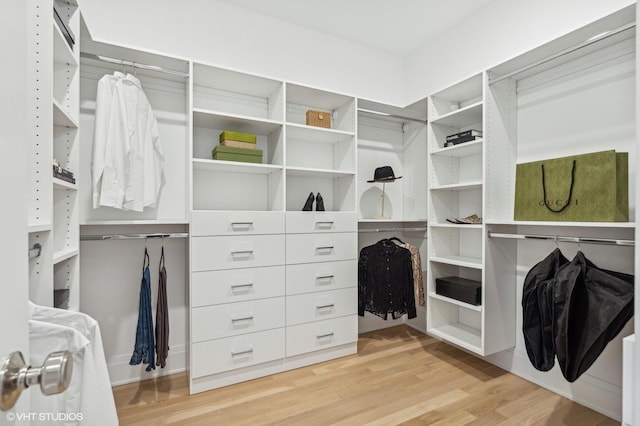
left=108, top=344, right=187, bottom=387
left=487, top=347, right=622, bottom=422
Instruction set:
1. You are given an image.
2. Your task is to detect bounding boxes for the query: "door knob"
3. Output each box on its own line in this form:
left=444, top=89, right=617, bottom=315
left=1, top=350, right=73, bottom=411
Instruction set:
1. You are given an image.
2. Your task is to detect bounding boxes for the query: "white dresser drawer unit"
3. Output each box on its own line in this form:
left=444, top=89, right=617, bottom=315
left=192, top=266, right=285, bottom=307
left=286, top=287, right=357, bottom=326
left=192, top=234, right=285, bottom=272
left=286, top=260, right=356, bottom=295
left=286, top=315, right=358, bottom=357
left=192, top=297, right=285, bottom=342
left=285, top=233, right=357, bottom=265
left=285, top=212, right=357, bottom=234
left=191, top=211, right=285, bottom=236
left=191, top=328, right=285, bottom=379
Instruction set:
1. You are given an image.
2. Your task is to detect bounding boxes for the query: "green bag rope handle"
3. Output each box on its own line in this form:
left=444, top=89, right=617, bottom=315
left=541, top=160, right=576, bottom=213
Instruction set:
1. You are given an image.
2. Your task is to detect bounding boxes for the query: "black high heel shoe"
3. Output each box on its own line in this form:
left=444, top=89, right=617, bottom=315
left=302, top=192, right=315, bottom=211
left=315, top=192, right=325, bottom=211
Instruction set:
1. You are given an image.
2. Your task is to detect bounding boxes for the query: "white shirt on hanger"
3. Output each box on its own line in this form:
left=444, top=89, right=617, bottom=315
left=92, top=71, right=129, bottom=209
left=119, top=73, right=164, bottom=212
left=92, top=71, right=164, bottom=212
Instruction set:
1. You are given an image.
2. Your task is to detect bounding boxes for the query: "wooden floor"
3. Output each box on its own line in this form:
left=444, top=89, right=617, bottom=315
left=113, top=326, right=617, bottom=425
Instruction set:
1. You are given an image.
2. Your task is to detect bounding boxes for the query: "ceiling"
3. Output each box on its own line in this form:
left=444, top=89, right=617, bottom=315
left=219, top=0, right=497, bottom=57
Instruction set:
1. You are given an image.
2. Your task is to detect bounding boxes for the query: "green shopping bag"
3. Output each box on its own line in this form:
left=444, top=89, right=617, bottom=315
left=514, top=150, right=628, bottom=222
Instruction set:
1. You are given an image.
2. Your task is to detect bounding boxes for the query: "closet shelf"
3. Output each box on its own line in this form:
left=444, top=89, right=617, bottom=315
left=428, top=292, right=483, bottom=312
left=286, top=123, right=355, bottom=141
left=431, top=139, right=483, bottom=157
left=429, top=255, right=482, bottom=269
left=286, top=167, right=355, bottom=179
left=80, top=219, right=189, bottom=226
left=53, top=21, right=77, bottom=67
left=428, top=323, right=482, bottom=352
left=430, top=181, right=483, bottom=191
left=28, top=223, right=52, bottom=233
left=430, top=223, right=483, bottom=230
left=485, top=220, right=636, bottom=229
left=193, top=158, right=283, bottom=175
left=53, top=178, right=78, bottom=190
left=430, top=101, right=483, bottom=127
left=358, top=219, right=427, bottom=223
left=53, top=247, right=79, bottom=264
left=53, top=99, right=79, bottom=128
left=192, top=108, right=282, bottom=134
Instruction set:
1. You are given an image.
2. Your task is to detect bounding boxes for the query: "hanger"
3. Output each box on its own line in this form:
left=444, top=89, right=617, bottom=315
left=388, top=236, right=405, bottom=245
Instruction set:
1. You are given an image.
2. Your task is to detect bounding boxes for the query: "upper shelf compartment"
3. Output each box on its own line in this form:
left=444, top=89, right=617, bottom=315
left=488, top=6, right=635, bottom=84
left=429, top=73, right=483, bottom=121
left=286, top=83, right=356, bottom=134
left=53, top=20, right=77, bottom=67
left=192, top=63, right=284, bottom=123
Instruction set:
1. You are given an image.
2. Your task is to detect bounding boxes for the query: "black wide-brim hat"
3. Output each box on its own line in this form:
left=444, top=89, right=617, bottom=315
left=367, top=166, right=402, bottom=183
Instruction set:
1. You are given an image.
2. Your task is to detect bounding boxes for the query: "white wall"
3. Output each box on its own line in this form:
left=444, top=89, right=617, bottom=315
left=78, top=0, right=405, bottom=105
left=405, top=0, right=635, bottom=102
left=80, top=0, right=636, bottom=107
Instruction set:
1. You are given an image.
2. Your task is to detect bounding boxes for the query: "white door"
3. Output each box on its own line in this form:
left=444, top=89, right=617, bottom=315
left=1, top=1, right=32, bottom=421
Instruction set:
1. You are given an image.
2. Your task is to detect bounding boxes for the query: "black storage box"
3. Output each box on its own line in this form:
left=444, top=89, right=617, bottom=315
left=435, top=276, right=481, bottom=305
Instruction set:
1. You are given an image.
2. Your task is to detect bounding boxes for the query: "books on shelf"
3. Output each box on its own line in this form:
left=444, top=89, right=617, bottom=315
left=53, top=164, right=76, bottom=184
left=445, top=129, right=482, bottom=147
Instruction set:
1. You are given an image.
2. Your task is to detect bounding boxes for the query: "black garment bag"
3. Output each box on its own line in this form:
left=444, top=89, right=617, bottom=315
left=522, top=248, right=569, bottom=371
left=553, top=251, right=634, bottom=382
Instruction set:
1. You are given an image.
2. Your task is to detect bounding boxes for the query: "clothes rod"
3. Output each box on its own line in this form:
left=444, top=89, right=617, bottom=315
left=358, top=227, right=428, bottom=233
left=489, top=22, right=635, bottom=84
left=488, top=232, right=634, bottom=247
left=80, top=52, right=189, bottom=78
left=80, top=233, right=189, bottom=241
left=357, top=108, right=427, bottom=124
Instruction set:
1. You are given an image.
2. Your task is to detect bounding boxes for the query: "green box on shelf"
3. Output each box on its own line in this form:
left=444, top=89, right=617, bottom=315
left=212, top=145, right=263, bottom=164
left=219, top=130, right=257, bottom=144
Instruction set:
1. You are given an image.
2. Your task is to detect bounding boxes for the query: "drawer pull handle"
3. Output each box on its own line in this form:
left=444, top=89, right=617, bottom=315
left=231, top=348, right=254, bottom=356
left=231, top=315, right=254, bottom=322
left=231, top=283, right=254, bottom=290
left=316, top=303, right=335, bottom=310
left=316, top=275, right=334, bottom=281
left=316, top=246, right=334, bottom=251
left=231, top=222, right=254, bottom=227
left=231, top=250, right=254, bottom=256
left=316, top=332, right=334, bottom=339
left=316, top=221, right=334, bottom=226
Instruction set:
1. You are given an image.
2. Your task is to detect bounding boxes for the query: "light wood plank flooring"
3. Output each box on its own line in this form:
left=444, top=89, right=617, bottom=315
left=113, top=326, right=617, bottom=425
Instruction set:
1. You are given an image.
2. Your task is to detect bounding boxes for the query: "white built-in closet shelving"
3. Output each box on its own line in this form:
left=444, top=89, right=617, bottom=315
left=426, top=72, right=503, bottom=354
left=357, top=99, right=428, bottom=223
left=27, top=0, right=80, bottom=310
left=483, top=7, right=636, bottom=419
left=78, top=34, right=190, bottom=226
left=356, top=99, right=428, bottom=333
left=189, top=63, right=359, bottom=393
